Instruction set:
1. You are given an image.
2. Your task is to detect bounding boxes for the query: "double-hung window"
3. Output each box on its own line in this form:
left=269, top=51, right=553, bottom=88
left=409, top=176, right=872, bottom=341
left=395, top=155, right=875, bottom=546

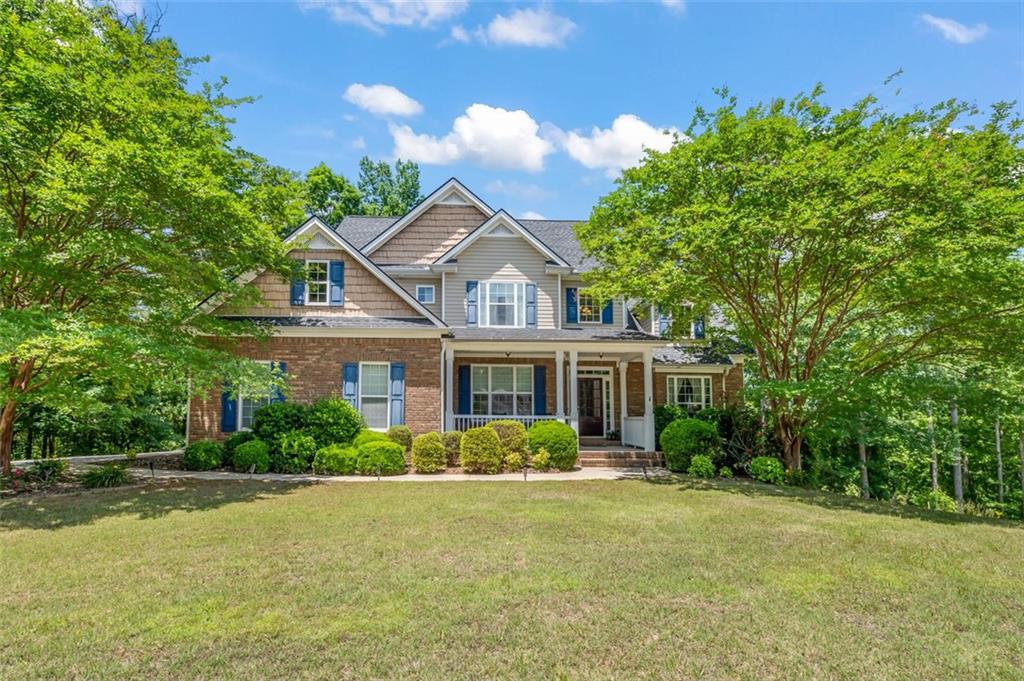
left=482, top=281, right=523, bottom=327
left=578, top=293, right=601, bottom=323
left=667, top=376, right=712, bottom=411
left=359, top=362, right=390, bottom=430
left=305, top=260, right=329, bottom=305
left=471, top=365, right=533, bottom=416
left=239, top=361, right=273, bottom=430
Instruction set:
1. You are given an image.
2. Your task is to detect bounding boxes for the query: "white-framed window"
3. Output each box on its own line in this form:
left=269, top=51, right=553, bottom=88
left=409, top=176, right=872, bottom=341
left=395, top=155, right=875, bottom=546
left=305, top=260, right=329, bottom=305
left=667, top=375, right=713, bottom=410
left=359, top=362, right=390, bottom=430
left=239, top=361, right=273, bottom=431
left=471, top=365, right=533, bottom=416
left=416, top=285, right=435, bottom=304
left=578, top=293, right=602, bottom=323
left=480, top=281, right=525, bottom=328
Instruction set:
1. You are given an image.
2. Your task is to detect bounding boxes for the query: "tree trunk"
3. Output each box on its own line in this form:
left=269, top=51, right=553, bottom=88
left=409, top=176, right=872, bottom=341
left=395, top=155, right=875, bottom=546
left=995, top=416, right=1004, bottom=504
left=950, top=398, right=963, bottom=513
left=776, top=413, right=803, bottom=471
left=859, top=439, right=870, bottom=500
left=927, top=401, right=938, bottom=492
left=0, top=400, right=17, bottom=476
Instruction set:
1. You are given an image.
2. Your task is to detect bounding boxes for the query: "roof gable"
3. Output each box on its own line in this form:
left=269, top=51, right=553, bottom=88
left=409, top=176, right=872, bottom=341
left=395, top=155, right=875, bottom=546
left=433, top=210, right=571, bottom=266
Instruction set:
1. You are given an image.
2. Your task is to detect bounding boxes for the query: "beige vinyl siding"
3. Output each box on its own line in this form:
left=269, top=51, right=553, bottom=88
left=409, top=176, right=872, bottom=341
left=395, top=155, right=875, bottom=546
left=561, top=281, right=624, bottom=329
left=396, top=277, right=442, bottom=318
left=370, top=204, right=488, bottom=265
left=445, top=236, right=558, bottom=328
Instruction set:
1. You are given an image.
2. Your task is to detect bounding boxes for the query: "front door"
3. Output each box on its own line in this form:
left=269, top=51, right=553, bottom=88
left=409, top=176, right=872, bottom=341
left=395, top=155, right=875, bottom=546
left=578, top=377, right=604, bottom=437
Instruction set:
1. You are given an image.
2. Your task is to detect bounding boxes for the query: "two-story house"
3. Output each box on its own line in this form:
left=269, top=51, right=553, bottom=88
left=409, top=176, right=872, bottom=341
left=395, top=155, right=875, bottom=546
left=188, top=179, right=744, bottom=454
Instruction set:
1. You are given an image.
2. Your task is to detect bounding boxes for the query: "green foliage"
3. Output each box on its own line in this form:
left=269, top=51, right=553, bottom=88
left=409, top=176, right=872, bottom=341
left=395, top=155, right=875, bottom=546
left=182, top=440, right=223, bottom=471
left=527, top=421, right=578, bottom=471
left=79, top=463, right=132, bottom=489
left=357, top=157, right=422, bottom=216
left=749, top=456, right=785, bottom=485
left=312, top=444, right=358, bottom=476
left=441, top=431, right=463, bottom=466
left=460, top=427, right=503, bottom=474
left=411, top=432, right=447, bottom=474
left=354, top=430, right=390, bottom=447
left=355, top=440, right=406, bottom=476
left=504, top=450, right=525, bottom=472
left=272, top=431, right=317, bottom=474
left=28, top=458, right=68, bottom=484
left=718, top=466, right=733, bottom=479
left=303, top=163, right=361, bottom=225
left=688, top=455, right=716, bottom=478
left=307, top=398, right=362, bottom=448
left=660, top=419, right=721, bottom=472
left=696, top=406, right=762, bottom=469
left=488, top=420, right=528, bottom=459
left=222, top=431, right=256, bottom=468
left=910, top=489, right=958, bottom=514
left=232, top=439, right=270, bottom=474
left=252, top=403, right=310, bottom=451
left=531, top=447, right=552, bottom=472
left=654, top=404, right=686, bottom=445
left=387, top=425, right=414, bottom=452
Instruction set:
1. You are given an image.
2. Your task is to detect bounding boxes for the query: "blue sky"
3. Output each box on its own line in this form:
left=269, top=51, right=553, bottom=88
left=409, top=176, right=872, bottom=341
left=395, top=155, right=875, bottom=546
left=140, top=1, right=1022, bottom=220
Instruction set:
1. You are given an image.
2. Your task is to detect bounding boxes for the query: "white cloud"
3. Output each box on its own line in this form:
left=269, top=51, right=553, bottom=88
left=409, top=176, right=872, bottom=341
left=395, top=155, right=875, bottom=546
left=486, top=180, right=556, bottom=202
left=661, top=0, right=686, bottom=14
left=479, top=8, right=576, bottom=48
left=562, top=114, right=679, bottom=175
left=921, top=14, right=989, bottom=44
left=351, top=136, right=367, bottom=150
left=450, top=24, right=470, bottom=43
left=298, top=1, right=467, bottom=33
left=111, top=0, right=143, bottom=16
left=520, top=211, right=546, bottom=220
left=390, top=104, right=554, bottom=172
left=287, top=124, right=336, bottom=140
left=343, top=83, right=423, bottom=117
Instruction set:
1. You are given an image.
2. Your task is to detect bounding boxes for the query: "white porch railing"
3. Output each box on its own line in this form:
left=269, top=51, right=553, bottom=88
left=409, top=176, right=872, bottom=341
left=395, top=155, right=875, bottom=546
left=452, top=414, right=565, bottom=431
left=622, top=417, right=646, bottom=448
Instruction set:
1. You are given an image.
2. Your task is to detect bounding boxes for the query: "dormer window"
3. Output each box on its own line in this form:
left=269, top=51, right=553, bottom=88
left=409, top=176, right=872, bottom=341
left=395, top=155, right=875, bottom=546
left=305, top=260, right=329, bottom=305
left=578, top=293, right=602, bottom=323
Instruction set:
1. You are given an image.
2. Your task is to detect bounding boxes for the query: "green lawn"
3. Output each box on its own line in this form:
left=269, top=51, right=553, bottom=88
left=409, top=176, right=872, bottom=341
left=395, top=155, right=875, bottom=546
left=2, top=478, right=1022, bottom=680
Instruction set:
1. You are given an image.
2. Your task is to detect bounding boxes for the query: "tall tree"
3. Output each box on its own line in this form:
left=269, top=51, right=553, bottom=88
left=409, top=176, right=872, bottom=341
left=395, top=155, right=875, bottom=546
left=0, top=2, right=295, bottom=473
left=578, top=86, right=1024, bottom=470
left=304, top=162, right=361, bottom=225
left=357, top=157, right=422, bottom=216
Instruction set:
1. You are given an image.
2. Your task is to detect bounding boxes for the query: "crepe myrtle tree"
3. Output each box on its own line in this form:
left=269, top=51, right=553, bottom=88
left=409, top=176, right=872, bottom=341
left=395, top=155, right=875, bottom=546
left=0, top=2, right=297, bottom=473
left=577, top=85, right=1024, bottom=471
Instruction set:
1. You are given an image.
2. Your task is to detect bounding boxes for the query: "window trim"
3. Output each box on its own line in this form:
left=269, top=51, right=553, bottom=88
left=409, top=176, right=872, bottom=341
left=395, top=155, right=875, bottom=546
left=480, top=280, right=526, bottom=329
left=470, top=364, right=534, bottom=416
left=666, top=375, right=713, bottom=410
left=577, top=292, right=602, bottom=324
left=358, top=361, right=391, bottom=431
left=416, top=284, right=436, bottom=304
left=238, top=360, right=273, bottom=431
left=304, top=259, right=330, bottom=306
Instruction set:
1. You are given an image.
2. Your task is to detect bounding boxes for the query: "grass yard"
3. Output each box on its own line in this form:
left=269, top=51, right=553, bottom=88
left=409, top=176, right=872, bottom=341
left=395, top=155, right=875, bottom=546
left=2, top=478, right=1023, bottom=680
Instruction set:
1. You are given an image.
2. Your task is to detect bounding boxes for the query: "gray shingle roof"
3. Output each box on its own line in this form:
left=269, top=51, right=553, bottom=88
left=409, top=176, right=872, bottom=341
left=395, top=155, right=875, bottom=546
left=450, top=327, right=659, bottom=342
left=335, top=215, right=399, bottom=249
left=654, top=344, right=736, bottom=366
left=221, top=315, right=436, bottom=329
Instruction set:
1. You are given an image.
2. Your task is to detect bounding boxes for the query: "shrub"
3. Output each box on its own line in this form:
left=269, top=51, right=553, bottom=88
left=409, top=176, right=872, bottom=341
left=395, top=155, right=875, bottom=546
left=696, top=406, right=762, bottom=470
left=222, top=431, right=255, bottom=468
left=504, top=450, right=525, bottom=472
left=688, top=454, right=716, bottom=478
left=80, top=463, right=132, bottom=488
left=749, top=456, right=785, bottom=485
left=232, top=439, right=270, bottom=473
left=307, top=398, right=363, bottom=447
left=29, top=458, right=68, bottom=483
left=411, top=432, right=447, bottom=473
left=460, top=427, right=503, bottom=474
left=442, top=431, right=463, bottom=465
left=271, top=431, right=317, bottom=474
left=910, top=489, right=957, bottom=513
left=356, top=440, right=406, bottom=476
left=182, top=439, right=223, bottom=471
left=354, top=430, right=390, bottom=447
left=387, top=425, right=414, bottom=452
left=313, top=444, right=358, bottom=475
left=718, top=466, right=733, bottom=478
left=654, top=404, right=686, bottom=445
left=531, top=447, right=552, bottom=472
left=660, top=419, right=721, bottom=472
left=527, top=420, right=578, bottom=471
left=488, top=419, right=528, bottom=458
left=251, top=402, right=309, bottom=450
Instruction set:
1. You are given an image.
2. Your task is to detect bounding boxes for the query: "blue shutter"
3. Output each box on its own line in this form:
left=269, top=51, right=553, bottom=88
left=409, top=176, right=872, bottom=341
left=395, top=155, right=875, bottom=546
left=220, top=382, right=237, bottom=433
left=271, top=361, right=286, bottom=403
left=342, top=363, right=359, bottom=408
left=601, top=300, right=613, bottom=325
left=290, top=276, right=305, bottom=306
left=389, top=363, right=405, bottom=426
left=466, top=281, right=478, bottom=327
left=329, top=260, right=344, bottom=306
left=525, top=283, right=537, bottom=328
left=533, top=365, right=546, bottom=415
left=458, top=365, right=471, bottom=414
left=566, top=288, right=578, bottom=324
left=693, top=315, right=706, bottom=339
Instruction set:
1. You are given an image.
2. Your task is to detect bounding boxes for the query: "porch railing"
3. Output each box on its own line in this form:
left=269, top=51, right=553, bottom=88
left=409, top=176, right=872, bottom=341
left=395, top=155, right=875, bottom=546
left=452, top=414, right=565, bottom=431
left=621, top=417, right=646, bottom=449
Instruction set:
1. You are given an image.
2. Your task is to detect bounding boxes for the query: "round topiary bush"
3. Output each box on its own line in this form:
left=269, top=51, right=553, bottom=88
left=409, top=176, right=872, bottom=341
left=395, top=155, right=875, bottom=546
left=442, top=431, right=463, bottom=466
left=222, top=431, right=255, bottom=469
left=271, top=431, right=317, bottom=473
left=660, top=418, right=721, bottom=473
left=355, top=440, right=406, bottom=476
left=411, top=432, right=447, bottom=473
left=312, top=443, right=358, bottom=475
left=654, top=403, right=686, bottom=445
left=251, top=402, right=309, bottom=450
left=488, top=419, right=528, bottom=457
left=232, top=439, right=270, bottom=473
left=527, top=420, right=578, bottom=471
left=354, top=430, right=390, bottom=447
left=307, top=398, right=363, bottom=447
left=748, top=456, right=785, bottom=485
left=387, top=425, right=414, bottom=452
left=688, top=454, right=716, bottom=478
left=460, top=426, right=503, bottom=474
left=182, top=439, right=223, bottom=471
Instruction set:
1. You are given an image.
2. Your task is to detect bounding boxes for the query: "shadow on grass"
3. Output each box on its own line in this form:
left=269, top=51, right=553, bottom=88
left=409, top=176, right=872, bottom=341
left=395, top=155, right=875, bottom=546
left=645, top=474, right=1023, bottom=529
left=0, top=479, right=310, bottom=531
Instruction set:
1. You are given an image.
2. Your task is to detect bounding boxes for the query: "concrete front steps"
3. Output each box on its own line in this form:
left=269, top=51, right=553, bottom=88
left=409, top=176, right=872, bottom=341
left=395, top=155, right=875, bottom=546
left=578, top=449, right=664, bottom=468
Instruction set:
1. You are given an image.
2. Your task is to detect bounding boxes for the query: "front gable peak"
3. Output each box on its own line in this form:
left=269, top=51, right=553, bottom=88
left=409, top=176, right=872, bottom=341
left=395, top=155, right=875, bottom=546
left=433, top=210, right=570, bottom=267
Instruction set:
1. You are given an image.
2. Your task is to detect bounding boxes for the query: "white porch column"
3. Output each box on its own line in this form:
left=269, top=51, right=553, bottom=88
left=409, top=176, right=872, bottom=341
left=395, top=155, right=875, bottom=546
left=618, top=361, right=628, bottom=437
left=444, top=346, right=455, bottom=431
left=555, top=350, right=565, bottom=418
left=568, top=350, right=579, bottom=433
left=643, top=349, right=655, bottom=451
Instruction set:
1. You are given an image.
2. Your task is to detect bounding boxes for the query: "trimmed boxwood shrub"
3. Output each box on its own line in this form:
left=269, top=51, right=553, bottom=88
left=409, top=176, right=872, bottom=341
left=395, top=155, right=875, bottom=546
left=442, top=431, right=463, bottom=466
left=660, top=418, right=721, bottom=472
left=748, top=456, right=785, bottom=485
left=313, top=444, right=358, bottom=475
left=411, top=432, right=447, bottom=473
left=354, top=430, right=390, bottom=447
left=252, top=402, right=309, bottom=450
left=271, top=431, right=317, bottom=473
left=688, top=454, right=716, bottom=478
left=222, top=431, right=255, bottom=468
left=654, top=404, right=686, bottom=445
left=233, top=439, right=270, bottom=473
left=307, top=398, right=363, bottom=447
left=527, top=420, right=578, bottom=471
left=504, top=450, right=525, bottom=472
left=387, top=425, right=414, bottom=452
left=460, top=427, right=503, bottom=474
left=488, top=420, right=528, bottom=457
left=182, top=439, right=223, bottom=471
left=356, top=440, right=406, bottom=476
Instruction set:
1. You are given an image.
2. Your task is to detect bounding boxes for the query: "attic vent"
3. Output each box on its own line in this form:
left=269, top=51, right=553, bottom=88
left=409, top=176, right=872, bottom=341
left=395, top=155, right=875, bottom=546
left=437, top=190, right=469, bottom=205
left=485, top=224, right=516, bottom=237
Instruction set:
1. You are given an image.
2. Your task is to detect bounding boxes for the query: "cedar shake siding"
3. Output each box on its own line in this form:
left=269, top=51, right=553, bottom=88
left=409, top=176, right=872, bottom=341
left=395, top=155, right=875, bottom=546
left=371, top=204, right=488, bottom=265
left=188, top=336, right=442, bottom=442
